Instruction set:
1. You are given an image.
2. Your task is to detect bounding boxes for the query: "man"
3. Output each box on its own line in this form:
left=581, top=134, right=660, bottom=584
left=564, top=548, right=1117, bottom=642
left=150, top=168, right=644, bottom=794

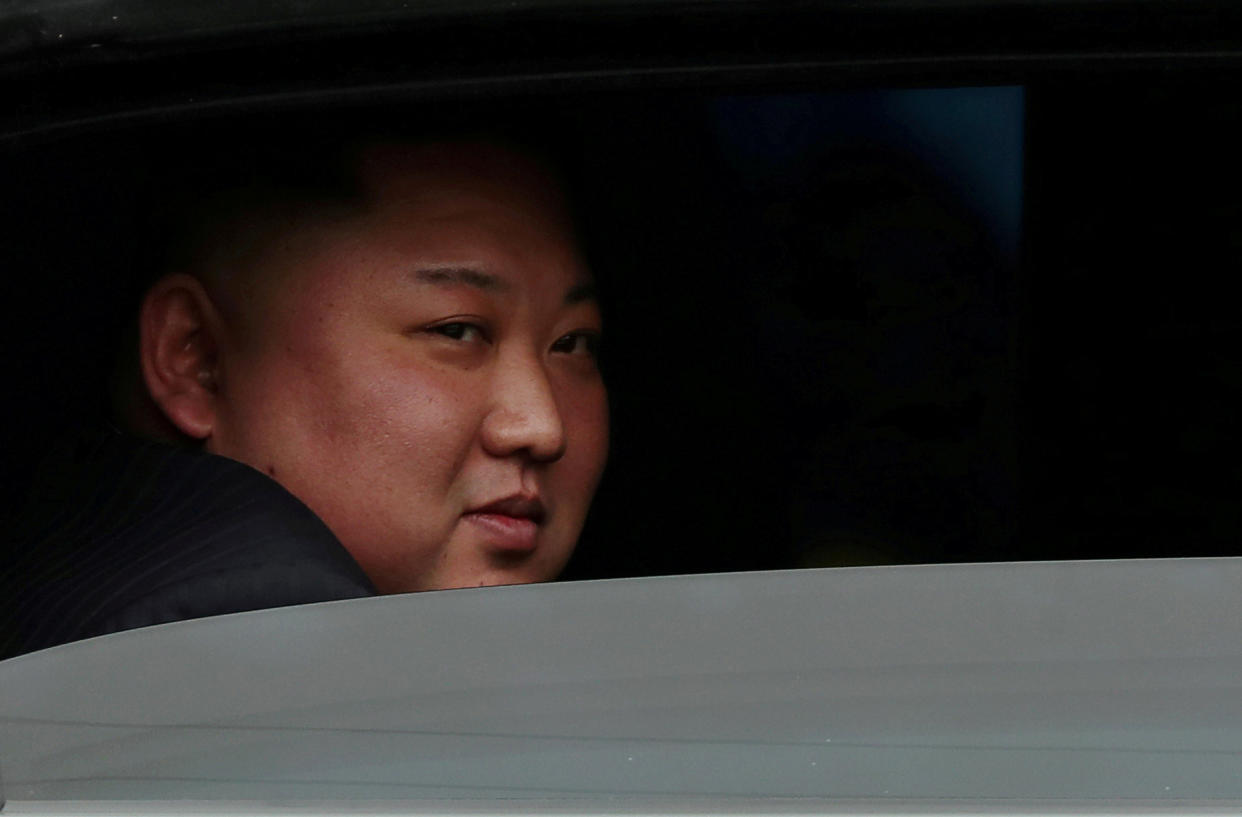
left=1, top=136, right=609, bottom=656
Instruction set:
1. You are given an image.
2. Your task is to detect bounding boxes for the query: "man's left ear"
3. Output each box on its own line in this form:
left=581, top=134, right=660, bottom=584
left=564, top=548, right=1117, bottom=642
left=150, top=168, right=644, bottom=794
left=138, top=273, right=225, bottom=441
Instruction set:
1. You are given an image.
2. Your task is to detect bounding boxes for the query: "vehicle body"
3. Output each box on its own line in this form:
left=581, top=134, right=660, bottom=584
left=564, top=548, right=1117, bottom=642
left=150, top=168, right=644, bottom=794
left=5, top=559, right=1242, bottom=814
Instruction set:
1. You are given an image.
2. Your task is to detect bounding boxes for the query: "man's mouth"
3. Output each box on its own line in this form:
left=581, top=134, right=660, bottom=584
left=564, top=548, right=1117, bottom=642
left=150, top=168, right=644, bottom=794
left=463, top=495, right=545, bottom=553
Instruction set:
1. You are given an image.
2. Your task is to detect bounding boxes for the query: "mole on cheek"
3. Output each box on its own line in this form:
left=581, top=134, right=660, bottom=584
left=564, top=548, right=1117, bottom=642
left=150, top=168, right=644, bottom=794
left=266, top=465, right=278, bottom=478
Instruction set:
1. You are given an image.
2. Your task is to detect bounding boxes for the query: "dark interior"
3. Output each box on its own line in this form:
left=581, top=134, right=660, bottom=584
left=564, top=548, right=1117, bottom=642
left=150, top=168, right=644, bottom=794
left=4, top=0, right=1242, bottom=586
left=3, top=64, right=1239, bottom=582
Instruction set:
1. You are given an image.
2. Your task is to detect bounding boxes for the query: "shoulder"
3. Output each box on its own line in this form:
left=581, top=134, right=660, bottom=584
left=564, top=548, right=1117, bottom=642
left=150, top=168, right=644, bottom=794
left=1, top=432, right=375, bottom=659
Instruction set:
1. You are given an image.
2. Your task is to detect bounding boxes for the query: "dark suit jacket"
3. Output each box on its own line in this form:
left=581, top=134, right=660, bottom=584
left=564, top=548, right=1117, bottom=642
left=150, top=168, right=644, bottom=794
left=1, top=431, right=375, bottom=659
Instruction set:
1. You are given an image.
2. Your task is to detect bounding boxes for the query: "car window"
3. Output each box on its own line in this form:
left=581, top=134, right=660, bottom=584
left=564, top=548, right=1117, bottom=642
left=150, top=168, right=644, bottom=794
left=4, top=78, right=1237, bottom=584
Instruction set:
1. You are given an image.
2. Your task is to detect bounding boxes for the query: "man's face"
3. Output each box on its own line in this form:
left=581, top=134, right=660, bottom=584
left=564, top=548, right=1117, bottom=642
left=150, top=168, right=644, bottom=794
left=206, top=144, right=609, bottom=592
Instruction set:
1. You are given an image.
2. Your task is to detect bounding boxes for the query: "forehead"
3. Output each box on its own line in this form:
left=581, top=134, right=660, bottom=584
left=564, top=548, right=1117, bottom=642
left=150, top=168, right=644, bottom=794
left=233, top=142, right=588, bottom=313
left=349, top=142, right=583, bottom=272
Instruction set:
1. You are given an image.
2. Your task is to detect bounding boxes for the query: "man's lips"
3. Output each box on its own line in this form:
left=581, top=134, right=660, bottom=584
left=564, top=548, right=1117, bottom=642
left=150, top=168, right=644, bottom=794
left=463, top=495, right=545, bottom=553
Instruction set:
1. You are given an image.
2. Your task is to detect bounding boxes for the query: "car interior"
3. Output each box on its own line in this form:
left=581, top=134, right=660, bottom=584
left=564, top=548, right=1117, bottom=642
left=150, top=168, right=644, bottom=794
left=1, top=0, right=1239, bottom=592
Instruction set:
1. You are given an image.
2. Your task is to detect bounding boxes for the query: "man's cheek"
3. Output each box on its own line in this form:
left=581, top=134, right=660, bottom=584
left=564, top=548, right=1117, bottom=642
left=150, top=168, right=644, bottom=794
left=353, top=372, right=478, bottom=462
left=564, top=393, right=610, bottom=475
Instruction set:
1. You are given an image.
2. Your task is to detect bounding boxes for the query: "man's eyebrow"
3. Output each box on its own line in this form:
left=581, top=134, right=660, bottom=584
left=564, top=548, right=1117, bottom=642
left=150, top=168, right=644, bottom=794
left=564, top=280, right=597, bottom=306
left=412, top=267, right=508, bottom=292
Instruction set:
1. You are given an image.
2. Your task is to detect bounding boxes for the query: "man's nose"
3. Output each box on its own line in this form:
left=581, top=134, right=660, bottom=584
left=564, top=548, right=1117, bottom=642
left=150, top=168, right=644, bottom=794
left=480, top=353, right=567, bottom=463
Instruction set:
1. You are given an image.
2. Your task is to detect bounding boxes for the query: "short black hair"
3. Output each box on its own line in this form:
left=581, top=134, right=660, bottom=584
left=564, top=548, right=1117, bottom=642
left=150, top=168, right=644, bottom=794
left=132, top=104, right=582, bottom=295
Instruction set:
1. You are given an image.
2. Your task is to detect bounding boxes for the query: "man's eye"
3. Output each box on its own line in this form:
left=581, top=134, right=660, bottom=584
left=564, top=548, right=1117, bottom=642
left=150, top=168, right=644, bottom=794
left=551, top=331, right=601, bottom=358
left=429, top=322, right=486, bottom=343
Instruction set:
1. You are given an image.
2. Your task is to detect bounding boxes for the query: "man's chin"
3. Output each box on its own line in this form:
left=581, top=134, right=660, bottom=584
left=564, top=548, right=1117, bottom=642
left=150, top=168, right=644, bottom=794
left=377, top=558, right=556, bottom=594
